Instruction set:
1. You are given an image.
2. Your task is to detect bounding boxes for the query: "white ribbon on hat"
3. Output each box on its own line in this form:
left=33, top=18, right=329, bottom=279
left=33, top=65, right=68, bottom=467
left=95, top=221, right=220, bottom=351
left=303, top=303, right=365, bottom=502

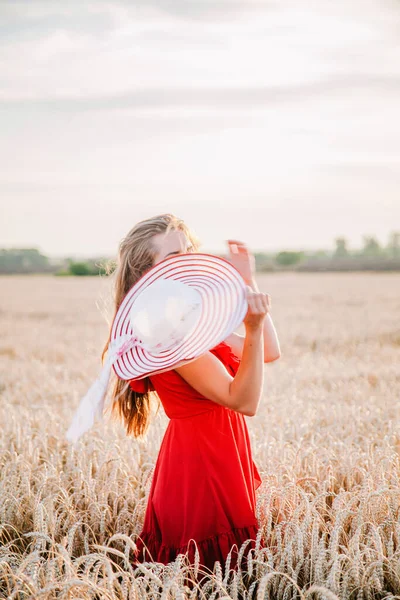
left=65, top=281, right=202, bottom=445
left=65, top=334, right=142, bottom=446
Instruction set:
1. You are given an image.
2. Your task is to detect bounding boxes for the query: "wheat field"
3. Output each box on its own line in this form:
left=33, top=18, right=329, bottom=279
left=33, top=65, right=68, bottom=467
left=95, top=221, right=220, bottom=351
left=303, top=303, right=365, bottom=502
left=0, top=272, right=399, bottom=599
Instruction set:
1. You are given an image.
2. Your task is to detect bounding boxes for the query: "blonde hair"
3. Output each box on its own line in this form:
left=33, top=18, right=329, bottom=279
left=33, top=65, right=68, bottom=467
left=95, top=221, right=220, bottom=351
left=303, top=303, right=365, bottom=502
left=102, top=213, right=201, bottom=438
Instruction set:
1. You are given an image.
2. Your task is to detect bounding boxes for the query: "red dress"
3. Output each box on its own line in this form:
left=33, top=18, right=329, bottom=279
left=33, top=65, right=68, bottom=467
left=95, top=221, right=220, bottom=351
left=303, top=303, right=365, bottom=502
left=130, top=341, right=263, bottom=572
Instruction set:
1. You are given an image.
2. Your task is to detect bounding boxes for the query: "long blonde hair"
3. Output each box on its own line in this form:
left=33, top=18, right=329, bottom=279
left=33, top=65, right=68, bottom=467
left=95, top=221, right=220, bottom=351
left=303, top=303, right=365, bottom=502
left=102, top=213, right=201, bottom=438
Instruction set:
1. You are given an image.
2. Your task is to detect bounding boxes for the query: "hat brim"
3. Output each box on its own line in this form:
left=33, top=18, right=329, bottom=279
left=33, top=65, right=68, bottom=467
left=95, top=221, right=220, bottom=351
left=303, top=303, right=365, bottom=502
left=111, top=253, right=248, bottom=381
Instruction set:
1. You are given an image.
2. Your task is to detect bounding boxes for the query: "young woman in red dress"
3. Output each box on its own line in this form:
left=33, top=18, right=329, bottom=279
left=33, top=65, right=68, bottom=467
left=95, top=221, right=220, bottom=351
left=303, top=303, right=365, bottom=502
left=102, top=213, right=281, bottom=574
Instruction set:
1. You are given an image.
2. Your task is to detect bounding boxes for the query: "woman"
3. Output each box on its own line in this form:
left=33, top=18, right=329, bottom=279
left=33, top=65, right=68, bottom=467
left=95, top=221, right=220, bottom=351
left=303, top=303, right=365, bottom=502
left=102, top=213, right=281, bottom=573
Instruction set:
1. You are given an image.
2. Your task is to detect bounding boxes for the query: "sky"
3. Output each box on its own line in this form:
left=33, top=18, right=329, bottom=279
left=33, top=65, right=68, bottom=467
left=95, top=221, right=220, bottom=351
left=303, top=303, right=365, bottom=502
left=0, top=0, right=399, bottom=258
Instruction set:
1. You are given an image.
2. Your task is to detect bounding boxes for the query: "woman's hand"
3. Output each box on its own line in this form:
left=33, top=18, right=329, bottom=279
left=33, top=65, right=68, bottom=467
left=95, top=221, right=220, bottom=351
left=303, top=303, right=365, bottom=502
left=243, top=286, right=271, bottom=332
left=226, top=240, right=256, bottom=284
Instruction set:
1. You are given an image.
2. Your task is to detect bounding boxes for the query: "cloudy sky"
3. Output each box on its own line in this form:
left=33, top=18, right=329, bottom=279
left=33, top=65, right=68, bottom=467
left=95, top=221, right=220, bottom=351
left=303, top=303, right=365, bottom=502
left=1, top=0, right=399, bottom=258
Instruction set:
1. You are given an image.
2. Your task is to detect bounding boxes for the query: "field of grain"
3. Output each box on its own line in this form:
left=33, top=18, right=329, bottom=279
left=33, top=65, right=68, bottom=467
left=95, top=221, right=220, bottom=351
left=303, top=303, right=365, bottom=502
left=1, top=272, right=399, bottom=599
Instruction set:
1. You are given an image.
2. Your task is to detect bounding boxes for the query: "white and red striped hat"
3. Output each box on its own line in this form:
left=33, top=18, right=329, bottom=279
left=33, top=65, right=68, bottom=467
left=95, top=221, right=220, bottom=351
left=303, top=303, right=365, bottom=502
left=66, top=252, right=248, bottom=444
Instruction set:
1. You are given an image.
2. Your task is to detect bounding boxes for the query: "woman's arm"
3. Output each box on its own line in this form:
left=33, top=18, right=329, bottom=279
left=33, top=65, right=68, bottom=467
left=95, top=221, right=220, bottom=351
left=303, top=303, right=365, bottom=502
left=225, top=240, right=281, bottom=362
left=175, top=288, right=267, bottom=417
left=175, top=325, right=264, bottom=417
left=225, top=277, right=281, bottom=362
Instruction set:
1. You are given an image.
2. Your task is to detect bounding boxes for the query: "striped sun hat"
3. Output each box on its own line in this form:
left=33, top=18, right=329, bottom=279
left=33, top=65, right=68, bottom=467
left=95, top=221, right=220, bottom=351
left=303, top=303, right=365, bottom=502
left=111, top=252, right=248, bottom=380
left=66, top=252, right=248, bottom=444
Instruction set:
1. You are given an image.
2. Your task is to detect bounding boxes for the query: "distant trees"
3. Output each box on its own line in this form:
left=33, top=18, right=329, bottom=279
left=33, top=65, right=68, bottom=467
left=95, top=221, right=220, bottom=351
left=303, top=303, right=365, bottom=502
left=362, top=235, right=383, bottom=256
left=256, top=230, right=400, bottom=272
left=275, top=251, right=305, bottom=266
left=0, top=248, right=112, bottom=275
left=254, top=252, right=274, bottom=272
left=0, top=248, right=50, bottom=274
left=57, top=259, right=110, bottom=276
left=387, top=232, right=400, bottom=258
left=334, top=237, right=349, bottom=257
left=68, top=262, right=92, bottom=276
left=332, top=231, right=400, bottom=259
left=1, top=231, right=399, bottom=275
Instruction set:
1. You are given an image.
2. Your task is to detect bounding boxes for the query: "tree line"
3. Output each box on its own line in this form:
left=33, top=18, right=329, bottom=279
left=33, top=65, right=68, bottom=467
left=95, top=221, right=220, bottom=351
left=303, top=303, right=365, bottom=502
left=0, top=231, right=399, bottom=275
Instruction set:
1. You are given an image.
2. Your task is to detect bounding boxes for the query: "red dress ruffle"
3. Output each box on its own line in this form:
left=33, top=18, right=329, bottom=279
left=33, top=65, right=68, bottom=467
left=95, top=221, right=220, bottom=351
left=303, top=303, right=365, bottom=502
left=130, top=340, right=263, bottom=572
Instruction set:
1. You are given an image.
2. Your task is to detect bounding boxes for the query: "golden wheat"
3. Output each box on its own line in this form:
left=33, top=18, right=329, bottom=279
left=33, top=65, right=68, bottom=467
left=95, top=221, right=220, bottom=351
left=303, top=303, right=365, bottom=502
left=0, top=272, right=399, bottom=599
